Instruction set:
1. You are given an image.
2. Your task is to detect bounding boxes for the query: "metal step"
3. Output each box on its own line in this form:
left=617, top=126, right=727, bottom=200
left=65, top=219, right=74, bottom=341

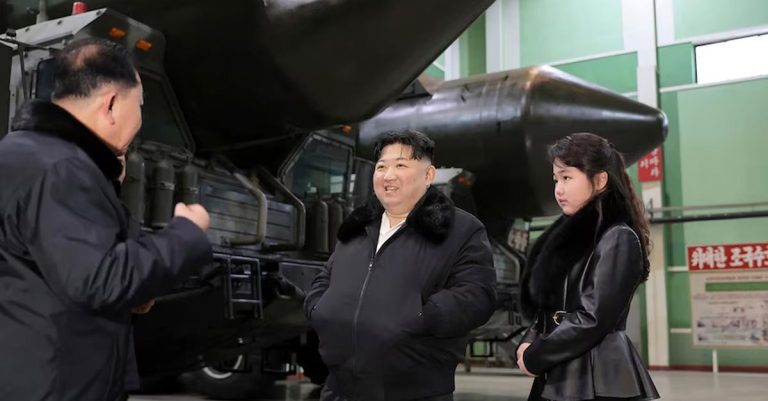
left=221, top=255, right=264, bottom=319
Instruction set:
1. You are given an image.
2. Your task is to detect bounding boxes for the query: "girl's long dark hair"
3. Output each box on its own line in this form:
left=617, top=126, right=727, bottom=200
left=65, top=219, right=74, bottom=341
left=548, top=133, right=651, bottom=281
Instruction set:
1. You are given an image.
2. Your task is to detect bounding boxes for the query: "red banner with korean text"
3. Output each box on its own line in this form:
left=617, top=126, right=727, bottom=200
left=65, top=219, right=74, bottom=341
left=687, top=243, right=768, bottom=271
left=638, top=147, right=663, bottom=182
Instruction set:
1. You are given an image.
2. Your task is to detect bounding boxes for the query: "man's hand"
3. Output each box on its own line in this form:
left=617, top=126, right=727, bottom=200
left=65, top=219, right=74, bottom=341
left=516, top=342, right=538, bottom=377
left=174, top=203, right=210, bottom=232
left=131, top=298, right=156, bottom=314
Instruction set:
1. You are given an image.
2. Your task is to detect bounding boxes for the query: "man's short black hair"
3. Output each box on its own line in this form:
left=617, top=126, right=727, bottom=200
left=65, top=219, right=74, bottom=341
left=52, top=38, right=139, bottom=100
left=372, top=129, right=435, bottom=163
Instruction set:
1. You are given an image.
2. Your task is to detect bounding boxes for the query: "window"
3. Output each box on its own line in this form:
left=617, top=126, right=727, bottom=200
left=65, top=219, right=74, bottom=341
left=136, top=73, right=189, bottom=149
left=35, top=58, right=55, bottom=100
left=491, top=242, right=521, bottom=285
left=32, top=60, right=190, bottom=150
left=695, top=34, right=768, bottom=84
left=283, top=136, right=353, bottom=197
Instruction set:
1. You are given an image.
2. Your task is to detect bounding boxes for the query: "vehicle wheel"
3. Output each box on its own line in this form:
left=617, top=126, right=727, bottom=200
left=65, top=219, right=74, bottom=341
left=180, top=355, right=276, bottom=400
left=297, top=331, right=328, bottom=385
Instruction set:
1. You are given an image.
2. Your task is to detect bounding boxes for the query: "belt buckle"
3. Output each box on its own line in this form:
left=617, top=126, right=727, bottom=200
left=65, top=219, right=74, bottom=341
left=552, top=310, right=567, bottom=326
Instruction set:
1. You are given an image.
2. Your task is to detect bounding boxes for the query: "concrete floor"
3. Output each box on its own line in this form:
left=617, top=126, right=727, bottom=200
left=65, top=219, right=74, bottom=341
left=130, top=369, right=768, bottom=401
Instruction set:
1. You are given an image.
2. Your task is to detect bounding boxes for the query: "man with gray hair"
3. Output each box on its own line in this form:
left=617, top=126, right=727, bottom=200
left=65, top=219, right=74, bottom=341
left=0, top=38, right=212, bottom=400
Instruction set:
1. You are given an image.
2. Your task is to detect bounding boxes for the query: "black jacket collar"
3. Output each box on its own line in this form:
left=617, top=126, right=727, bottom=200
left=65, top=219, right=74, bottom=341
left=337, top=186, right=455, bottom=244
left=10, top=100, right=122, bottom=182
left=520, top=191, right=631, bottom=318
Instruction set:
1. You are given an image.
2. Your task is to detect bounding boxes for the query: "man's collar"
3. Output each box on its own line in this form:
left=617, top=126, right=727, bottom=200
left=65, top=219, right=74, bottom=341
left=339, top=186, right=455, bottom=244
left=10, top=99, right=122, bottom=182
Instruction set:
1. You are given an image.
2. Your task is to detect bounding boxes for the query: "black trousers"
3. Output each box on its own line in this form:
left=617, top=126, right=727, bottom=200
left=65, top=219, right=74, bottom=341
left=320, top=385, right=454, bottom=401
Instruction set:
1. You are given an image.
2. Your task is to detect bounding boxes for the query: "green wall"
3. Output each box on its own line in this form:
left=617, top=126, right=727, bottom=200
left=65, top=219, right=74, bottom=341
left=425, top=15, right=486, bottom=80
left=659, top=92, right=687, bottom=268
left=532, top=43, right=696, bottom=96
left=519, top=6, right=768, bottom=368
left=554, top=52, right=638, bottom=94
left=425, top=64, right=445, bottom=80
left=676, top=80, right=768, bottom=244
left=662, top=79, right=768, bottom=366
left=424, top=0, right=768, bottom=369
left=670, top=333, right=768, bottom=367
left=519, top=0, right=624, bottom=66
left=658, top=43, right=696, bottom=88
left=459, top=14, right=487, bottom=77
left=435, top=53, right=446, bottom=68
left=673, top=0, right=768, bottom=39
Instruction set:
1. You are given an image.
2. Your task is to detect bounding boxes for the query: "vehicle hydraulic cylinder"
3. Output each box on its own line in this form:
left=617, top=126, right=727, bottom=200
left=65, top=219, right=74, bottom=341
left=178, top=163, right=200, bottom=204
left=150, top=158, right=175, bottom=228
left=120, top=151, right=146, bottom=224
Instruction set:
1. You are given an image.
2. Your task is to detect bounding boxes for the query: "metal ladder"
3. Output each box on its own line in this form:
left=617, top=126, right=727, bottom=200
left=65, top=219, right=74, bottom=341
left=222, top=255, right=264, bottom=319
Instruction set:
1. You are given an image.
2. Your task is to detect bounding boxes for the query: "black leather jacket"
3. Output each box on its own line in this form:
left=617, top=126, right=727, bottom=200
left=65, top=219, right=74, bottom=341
left=519, top=194, right=659, bottom=401
left=524, top=225, right=657, bottom=400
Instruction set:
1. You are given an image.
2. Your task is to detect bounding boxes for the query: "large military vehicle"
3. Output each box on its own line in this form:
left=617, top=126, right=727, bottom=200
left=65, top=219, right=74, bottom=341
left=0, top=1, right=666, bottom=399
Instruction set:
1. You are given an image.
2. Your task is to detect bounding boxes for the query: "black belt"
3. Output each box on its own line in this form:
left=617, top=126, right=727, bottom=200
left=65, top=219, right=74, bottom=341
left=548, top=310, right=626, bottom=331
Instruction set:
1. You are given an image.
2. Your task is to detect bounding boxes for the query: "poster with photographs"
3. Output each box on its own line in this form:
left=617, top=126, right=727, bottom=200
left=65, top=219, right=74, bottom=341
left=687, top=243, right=768, bottom=347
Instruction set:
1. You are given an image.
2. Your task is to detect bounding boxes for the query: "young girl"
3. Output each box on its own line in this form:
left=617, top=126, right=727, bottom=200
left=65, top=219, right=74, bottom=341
left=517, top=133, right=659, bottom=401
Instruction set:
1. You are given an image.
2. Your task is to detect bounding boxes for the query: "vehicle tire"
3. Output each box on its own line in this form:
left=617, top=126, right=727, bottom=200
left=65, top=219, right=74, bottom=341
left=297, top=331, right=328, bottom=385
left=180, top=355, right=276, bottom=400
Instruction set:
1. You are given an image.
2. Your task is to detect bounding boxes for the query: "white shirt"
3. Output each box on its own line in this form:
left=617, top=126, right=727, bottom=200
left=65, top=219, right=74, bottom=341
left=377, top=212, right=406, bottom=252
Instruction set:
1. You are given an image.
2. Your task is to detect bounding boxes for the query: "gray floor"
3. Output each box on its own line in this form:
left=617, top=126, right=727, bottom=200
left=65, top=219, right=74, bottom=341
left=130, top=369, right=768, bottom=401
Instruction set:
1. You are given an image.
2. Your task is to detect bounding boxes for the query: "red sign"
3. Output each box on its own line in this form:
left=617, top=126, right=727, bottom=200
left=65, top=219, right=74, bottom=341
left=638, top=147, right=663, bottom=182
left=687, top=243, right=768, bottom=271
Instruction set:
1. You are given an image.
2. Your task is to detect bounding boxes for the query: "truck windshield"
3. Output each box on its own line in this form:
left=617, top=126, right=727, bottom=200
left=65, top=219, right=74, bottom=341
left=33, top=59, right=188, bottom=150
left=284, top=136, right=352, bottom=197
left=136, top=73, right=188, bottom=149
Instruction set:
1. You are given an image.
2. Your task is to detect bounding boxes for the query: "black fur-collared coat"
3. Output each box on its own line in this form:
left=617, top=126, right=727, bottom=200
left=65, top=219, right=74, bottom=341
left=303, top=187, right=497, bottom=401
left=519, top=194, right=659, bottom=401
left=0, top=100, right=212, bottom=401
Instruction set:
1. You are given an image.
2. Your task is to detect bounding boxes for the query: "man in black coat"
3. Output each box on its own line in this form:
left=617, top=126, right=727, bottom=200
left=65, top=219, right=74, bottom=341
left=0, top=38, right=212, bottom=400
left=303, top=130, right=497, bottom=401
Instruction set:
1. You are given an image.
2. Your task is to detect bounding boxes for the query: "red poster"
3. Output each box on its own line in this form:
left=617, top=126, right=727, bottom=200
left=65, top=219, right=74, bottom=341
left=638, top=147, right=663, bottom=182
left=687, top=243, right=768, bottom=271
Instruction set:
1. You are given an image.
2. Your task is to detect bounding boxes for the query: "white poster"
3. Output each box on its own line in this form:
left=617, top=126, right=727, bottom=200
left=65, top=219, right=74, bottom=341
left=688, top=243, right=768, bottom=348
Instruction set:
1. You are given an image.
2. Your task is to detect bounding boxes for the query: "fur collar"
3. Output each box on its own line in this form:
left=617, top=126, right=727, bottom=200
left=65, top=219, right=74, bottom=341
left=10, top=100, right=122, bottom=183
left=520, top=192, right=631, bottom=319
left=337, top=186, right=455, bottom=244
